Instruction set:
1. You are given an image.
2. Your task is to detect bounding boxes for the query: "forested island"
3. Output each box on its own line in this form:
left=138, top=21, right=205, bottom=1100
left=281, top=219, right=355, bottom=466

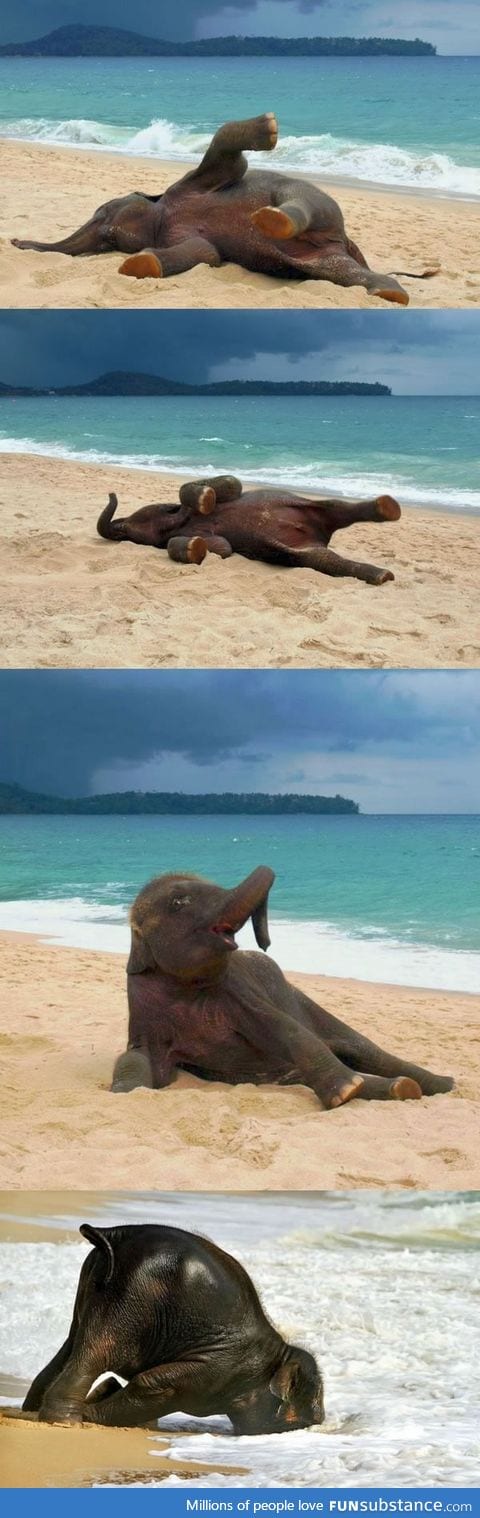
left=0, top=374, right=392, bottom=398
left=0, top=783, right=359, bottom=816
left=0, top=26, right=436, bottom=57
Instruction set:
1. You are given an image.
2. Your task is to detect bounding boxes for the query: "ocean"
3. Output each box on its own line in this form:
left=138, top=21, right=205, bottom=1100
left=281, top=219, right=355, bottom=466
left=1, top=395, right=480, bottom=514
left=1, top=1191, right=479, bottom=1486
left=0, top=813, right=479, bottom=992
left=1, top=55, right=480, bottom=197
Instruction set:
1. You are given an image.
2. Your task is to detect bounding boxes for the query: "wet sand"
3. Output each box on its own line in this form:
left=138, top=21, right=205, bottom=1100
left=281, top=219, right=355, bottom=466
left=1, top=139, right=479, bottom=310
left=0, top=1410, right=244, bottom=1487
left=1, top=452, right=479, bottom=670
left=1, top=931, right=478, bottom=1192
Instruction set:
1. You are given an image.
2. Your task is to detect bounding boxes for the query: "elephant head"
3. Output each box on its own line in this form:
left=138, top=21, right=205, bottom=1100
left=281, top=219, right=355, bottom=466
left=230, top=1346, right=325, bottom=1435
left=127, top=865, right=275, bottom=982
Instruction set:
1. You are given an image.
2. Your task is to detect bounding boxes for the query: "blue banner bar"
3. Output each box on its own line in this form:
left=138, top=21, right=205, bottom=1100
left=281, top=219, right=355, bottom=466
left=2, top=1491, right=479, bottom=1517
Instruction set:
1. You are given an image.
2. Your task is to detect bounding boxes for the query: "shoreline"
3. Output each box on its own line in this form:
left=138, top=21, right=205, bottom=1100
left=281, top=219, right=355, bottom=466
left=1, top=452, right=479, bottom=669
left=1, top=139, right=479, bottom=310
left=0, top=930, right=478, bottom=1191
left=1, top=443, right=478, bottom=519
left=2, top=133, right=479, bottom=204
left=0, top=1412, right=244, bottom=1488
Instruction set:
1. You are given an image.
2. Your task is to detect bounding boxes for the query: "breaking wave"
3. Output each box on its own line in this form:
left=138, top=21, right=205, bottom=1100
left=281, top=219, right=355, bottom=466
left=2, top=115, right=480, bottom=196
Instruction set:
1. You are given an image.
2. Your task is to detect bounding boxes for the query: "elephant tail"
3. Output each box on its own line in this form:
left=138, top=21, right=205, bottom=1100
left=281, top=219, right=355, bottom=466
left=96, top=492, right=128, bottom=541
left=391, top=265, right=441, bottom=280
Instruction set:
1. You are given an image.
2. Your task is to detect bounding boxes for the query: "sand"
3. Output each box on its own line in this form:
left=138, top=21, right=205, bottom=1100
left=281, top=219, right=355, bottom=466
left=1, top=139, right=479, bottom=310
left=1, top=931, right=478, bottom=1193
left=0, top=1411, right=244, bottom=1487
left=1, top=452, right=478, bottom=670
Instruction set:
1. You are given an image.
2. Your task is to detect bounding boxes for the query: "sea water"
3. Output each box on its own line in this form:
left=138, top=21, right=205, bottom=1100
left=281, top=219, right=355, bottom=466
left=0, top=813, right=479, bottom=991
left=0, top=1191, right=479, bottom=1486
left=1, top=395, right=480, bottom=514
left=1, top=56, right=480, bottom=197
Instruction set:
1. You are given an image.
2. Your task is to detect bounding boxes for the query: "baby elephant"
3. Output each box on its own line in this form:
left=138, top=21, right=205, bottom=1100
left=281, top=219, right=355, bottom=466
left=112, top=865, right=454, bottom=1110
left=97, top=473, right=403, bottom=585
left=12, top=112, right=437, bottom=303
left=22, top=1222, right=324, bottom=1434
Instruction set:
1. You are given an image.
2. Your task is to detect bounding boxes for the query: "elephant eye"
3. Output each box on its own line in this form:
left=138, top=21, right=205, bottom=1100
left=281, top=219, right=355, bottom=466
left=169, top=894, right=190, bottom=911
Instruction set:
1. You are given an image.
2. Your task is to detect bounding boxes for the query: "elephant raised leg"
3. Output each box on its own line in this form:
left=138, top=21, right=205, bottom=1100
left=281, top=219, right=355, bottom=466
left=276, top=543, right=395, bottom=585
left=184, top=112, right=279, bottom=192
left=320, top=495, right=401, bottom=534
left=83, top=1362, right=203, bottom=1428
left=119, top=235, right=222, bottom=281
left=167, top=535, right=209, bottom=565
left=179, top=475, right=243, bottom=513
left=251, top=180, right=323, bottom=241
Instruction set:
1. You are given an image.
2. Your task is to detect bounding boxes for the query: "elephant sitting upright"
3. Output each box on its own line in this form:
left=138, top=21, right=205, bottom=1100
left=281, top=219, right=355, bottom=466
left=12, top=113, right=438, bottom=303
left=97, top=473, right=403, bottom=585
left=22, top=1222, right=325, bottom=1433
left=111, top=865, right=454, bottom=1109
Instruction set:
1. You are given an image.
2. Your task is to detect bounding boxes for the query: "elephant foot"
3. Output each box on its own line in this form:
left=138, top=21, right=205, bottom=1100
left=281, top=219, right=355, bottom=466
left=317, top=1071, right=364, bottom=1110
left=187, top=536, right=208, bottom=564
left=370, top=567, right=395, bottom=585
left=167, top=535, right=208, bottom=565
left=111, top=1050, right=153, bottom=1093
left=251, top=112, right=278, bottom=152
left=251, top=206, right=297, bottom=240
left=374, top=495, right=401, bottom=522
left=198, top=486, right=217, bottom=515
left=372, top=285, right=409, bottom=306
left=119, top=252, right=163, bottom=279
left=420, top=1073, right=455, bottom=1096
left=390, top=1076, right=422, bottom=1101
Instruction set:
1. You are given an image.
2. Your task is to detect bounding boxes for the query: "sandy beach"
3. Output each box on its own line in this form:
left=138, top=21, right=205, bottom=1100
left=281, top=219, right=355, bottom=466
left=1, top=139, right=479, bottom=310
left=0, top=1411, right=244, bottom=1487
left=1, top=452, right=479, bottom=669
left=0, top=930, right=478, bottom=1192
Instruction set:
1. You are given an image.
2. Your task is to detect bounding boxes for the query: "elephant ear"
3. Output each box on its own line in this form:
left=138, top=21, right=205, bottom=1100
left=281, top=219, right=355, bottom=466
left=80, top=1225, right=115, bottom=1283
left=270, top=1351, right=320, bottom=1408
left=269, top=1362, right=299, bottom=1403
left=126, top=924, right=157, bottom=975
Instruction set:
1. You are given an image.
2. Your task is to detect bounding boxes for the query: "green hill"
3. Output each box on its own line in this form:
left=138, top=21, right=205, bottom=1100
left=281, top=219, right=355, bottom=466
left=0, top=26, right=436, bottom=57
left=0, top=783, right=359, bottom=816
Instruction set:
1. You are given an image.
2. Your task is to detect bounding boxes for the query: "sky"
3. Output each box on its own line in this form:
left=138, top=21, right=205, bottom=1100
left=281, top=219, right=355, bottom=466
left=1, top=671, right=479, bottom=813
left=1, top=312, right=480, bottom=395
left=1, top=1, right=479, bottom=54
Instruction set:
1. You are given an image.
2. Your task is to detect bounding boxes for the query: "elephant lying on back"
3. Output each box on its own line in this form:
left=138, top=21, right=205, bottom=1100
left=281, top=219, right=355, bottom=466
left=22, top=1223, right=324, bottom=1434
left=112, top=865, right=454, bottom=1109
left=97, top=473, right=403, bottom=585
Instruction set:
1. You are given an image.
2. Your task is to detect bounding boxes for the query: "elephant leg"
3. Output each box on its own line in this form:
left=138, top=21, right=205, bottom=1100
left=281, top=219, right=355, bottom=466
left=355, top=1071, right=422, bottom=1101
left=337, top=1030, right=454, bottom=1096
left=311, top=247, right=409, bottom=305
left=38, top=1355, right=105, bottom=1423
left=204, top=535, right=233, bottom=558
left=23, top=1337, right=74, bottom=1412
left=111, top=1048, right=154, bottom=1093
left=83, top=1361, right=202, bottom=1428
left=167, top=534, right=209, bottom=565
left=279, top=543, right=395, bottom=585
left=179, top=475, right=242, bottom=513
left=183, top=112, right=278, bottom=192
left=119, top=236, right=221, bottom=280
left=321, top=495, right=401, bottom=533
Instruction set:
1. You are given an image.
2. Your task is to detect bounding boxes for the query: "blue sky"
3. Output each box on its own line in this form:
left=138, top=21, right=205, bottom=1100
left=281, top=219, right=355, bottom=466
left=1, top=671, right=479, bottom=812
left=1, top=2, right=479, bottom=53
left=1, top=312, right=480, bottom=396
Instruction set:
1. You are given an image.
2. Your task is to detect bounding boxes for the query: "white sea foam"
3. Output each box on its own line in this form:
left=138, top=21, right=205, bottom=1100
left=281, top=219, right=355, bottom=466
left=1, top=435, right=479, bottom=514
left=0, top=895, right=478, bottom=992
left=1, top=1194, right=479, bottom=1487
left=2, top=115, right=480, bottom=196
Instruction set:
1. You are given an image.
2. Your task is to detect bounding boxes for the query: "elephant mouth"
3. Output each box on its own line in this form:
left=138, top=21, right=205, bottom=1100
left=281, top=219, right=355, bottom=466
left=209, top=921, right=239, bottom=951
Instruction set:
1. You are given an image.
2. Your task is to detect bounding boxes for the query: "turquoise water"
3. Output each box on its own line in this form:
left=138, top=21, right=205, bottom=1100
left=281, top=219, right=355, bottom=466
left=1, top=395, right=479, bottom=512
left=1, top=56, right=480, bottom=194
left=0, top=813, right=479, bottom=989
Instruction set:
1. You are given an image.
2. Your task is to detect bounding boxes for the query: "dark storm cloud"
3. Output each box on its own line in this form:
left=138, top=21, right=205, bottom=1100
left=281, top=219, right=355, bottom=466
left=0, top=671, right=478, bottom=796
left=1, top=2, right=479, bottom=51
left=0, top=312, right=479, bottom=395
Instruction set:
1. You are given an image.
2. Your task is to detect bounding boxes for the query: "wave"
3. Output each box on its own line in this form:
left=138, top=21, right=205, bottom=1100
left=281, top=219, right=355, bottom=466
left=1, top=433, right=479, bottom=514
left=2, top=114, right=480, bottom=195
left=0, top=895, right=478, bottom=992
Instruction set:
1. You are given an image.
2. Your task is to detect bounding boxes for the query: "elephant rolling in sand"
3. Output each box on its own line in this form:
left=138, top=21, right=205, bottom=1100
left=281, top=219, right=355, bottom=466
left=111, top=865, right=454, bottom=1109
left=12, top=113, right=438, bottom=303
left=97, top=473, right=403, bottom=585
left=22, top=1222, right=324, bottom=1433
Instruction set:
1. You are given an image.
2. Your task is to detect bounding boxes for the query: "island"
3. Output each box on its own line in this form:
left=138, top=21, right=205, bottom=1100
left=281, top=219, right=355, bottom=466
left=0, top=374, right=392, bottom=398
left=0, top=783, right=359, bottom=816
left=0, top=26, right=437, bottom=57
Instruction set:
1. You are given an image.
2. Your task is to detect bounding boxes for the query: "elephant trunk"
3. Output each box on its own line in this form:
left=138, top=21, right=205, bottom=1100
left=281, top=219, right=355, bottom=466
left=97, top=493, right=125, bottom=540
left=211, top=866, right=275, bottom=950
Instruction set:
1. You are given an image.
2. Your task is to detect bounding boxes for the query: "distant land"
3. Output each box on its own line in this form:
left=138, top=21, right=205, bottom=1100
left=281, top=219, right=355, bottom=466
left=0, top=26, right=436, bottom=58
left=0, top=783, right=359, bottom=816
left=0, top=373, right=392, bottom=398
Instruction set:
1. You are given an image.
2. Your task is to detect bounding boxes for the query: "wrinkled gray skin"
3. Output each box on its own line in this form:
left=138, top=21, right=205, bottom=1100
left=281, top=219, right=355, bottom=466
left=22, top=1223, right=324, bottom=1434
left=112, top=865, right=454, bottom=1109
left=11, top=114, right=437, bottom=302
